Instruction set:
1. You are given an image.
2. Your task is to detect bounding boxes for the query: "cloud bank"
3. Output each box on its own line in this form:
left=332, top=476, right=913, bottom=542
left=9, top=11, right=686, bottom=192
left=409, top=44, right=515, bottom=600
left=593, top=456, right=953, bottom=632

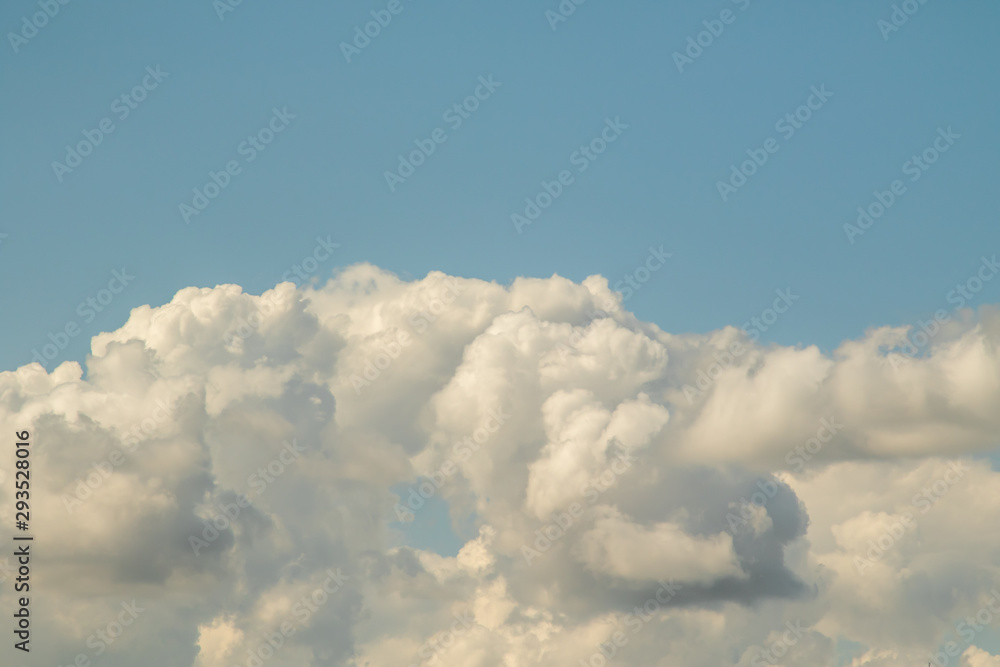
left=2, top=263, right=1000, bottom=666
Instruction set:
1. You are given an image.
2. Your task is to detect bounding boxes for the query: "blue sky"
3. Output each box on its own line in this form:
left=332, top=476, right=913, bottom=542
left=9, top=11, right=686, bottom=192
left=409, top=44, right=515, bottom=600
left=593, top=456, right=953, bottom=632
left=2, top=0, right=998, bottom=373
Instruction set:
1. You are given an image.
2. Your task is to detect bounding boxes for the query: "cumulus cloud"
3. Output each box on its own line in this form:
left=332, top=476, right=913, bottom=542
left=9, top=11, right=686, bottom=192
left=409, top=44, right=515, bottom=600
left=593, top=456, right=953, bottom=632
left=1, top=263, right=999, bottom=666
left=964, top=646, right=1000, bottom=667
left=574, top=508, right=744, bottom=583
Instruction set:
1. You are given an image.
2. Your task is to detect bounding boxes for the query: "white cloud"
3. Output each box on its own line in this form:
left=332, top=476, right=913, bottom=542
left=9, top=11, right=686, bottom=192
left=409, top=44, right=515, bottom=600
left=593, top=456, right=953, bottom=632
left=1, top=264, right=999, bottom=665
left=964, top=646, right=1000, bottom=667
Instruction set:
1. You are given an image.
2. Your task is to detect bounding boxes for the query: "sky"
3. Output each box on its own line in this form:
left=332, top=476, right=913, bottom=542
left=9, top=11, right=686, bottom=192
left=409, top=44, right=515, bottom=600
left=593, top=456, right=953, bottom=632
left=2, top=0, right=999, bottom=373
left=3, top=1, right=1000, bottom=667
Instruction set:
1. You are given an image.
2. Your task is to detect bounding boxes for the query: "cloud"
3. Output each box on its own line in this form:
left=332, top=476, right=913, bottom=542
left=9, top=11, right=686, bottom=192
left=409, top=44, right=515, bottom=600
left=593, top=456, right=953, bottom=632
left=1, top=264, right=999, bottom=665
left=964, top=646, right=1000, bottom=667
left=575, top=507, right=744, bottom=583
